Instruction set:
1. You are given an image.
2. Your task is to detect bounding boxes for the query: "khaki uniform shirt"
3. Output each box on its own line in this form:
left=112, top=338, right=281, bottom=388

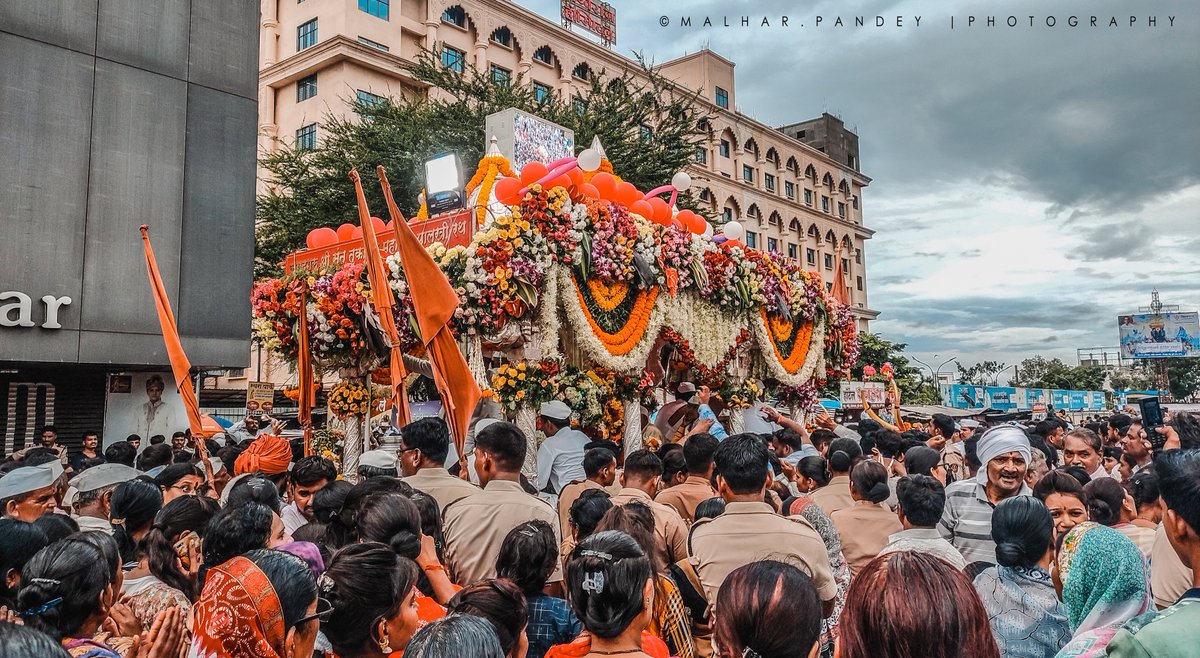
left=655, top=476, right=718, bottom=524
left=831, top=500, right=903, bottom=575
left=810, top=476, right=854, bottom=516
left=442, top=479, right=561, bottom=586
left=557, top=479, right=604, bottom=539
left=402, top=467, right=480, bottom=514
left=611, top=487, right=689, bottom=570
left=942, top=447, right=968, bottom=483
left=689, top=501, right=837, bottom=605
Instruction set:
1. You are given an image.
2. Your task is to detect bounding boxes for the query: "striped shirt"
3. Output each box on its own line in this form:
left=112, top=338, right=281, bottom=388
left=938, top=478, right=1031, bottom=565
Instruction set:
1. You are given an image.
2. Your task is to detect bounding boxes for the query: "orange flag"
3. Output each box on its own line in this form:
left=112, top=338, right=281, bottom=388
left=139, top=225, right=209, bottom=437
left=350, top=169, right=412, bottom=428
left=830, top=244, right=851, bottom=307
left=295, top=278, right=316, bottom=455
left=378, top=166, right=481, bottom=455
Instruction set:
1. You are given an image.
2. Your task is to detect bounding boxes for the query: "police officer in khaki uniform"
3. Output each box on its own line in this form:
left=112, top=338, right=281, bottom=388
left=690, top=435, right=837, bottom=616
left=399, top=417, right=480, bottom=514
left=556, top=445, right=617, bottom=539
left=610, top=450, right=689, bottom=570
left=655, top=433, right=719, bottom=524
left=442, top=421, right=560, bottom=586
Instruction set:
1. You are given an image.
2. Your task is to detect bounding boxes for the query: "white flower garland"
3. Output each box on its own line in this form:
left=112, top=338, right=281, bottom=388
left=659, top=296, right=748, bottom=366
left=750, top=309, right=827, bottom=386
left=537, top=266, right=563, bottom=361
left=556, top=266, right=666, bottom=374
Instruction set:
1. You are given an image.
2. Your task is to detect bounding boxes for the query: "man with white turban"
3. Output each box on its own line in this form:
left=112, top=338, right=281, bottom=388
left=938, top=425, right=1033, bottom=566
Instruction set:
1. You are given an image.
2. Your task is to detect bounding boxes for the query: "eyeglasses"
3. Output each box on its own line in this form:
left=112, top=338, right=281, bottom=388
left=294, top=597, right=333, bottom=627
left=170, top=484, right=198, bottom=495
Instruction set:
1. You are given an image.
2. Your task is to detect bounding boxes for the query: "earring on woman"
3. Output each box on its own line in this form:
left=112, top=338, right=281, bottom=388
left=377, top=621, right=391, bottom=653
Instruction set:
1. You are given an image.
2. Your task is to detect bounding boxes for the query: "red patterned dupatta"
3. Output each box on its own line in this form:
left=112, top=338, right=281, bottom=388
left=189, top=556, right=287, bottom=658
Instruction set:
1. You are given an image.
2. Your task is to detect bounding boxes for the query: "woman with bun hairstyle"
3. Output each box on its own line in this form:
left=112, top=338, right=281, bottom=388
left=1115, top=471, right=1160, bottom=556
left=809, top=438, right=862, bottom=515
left=973, top=496, right=1070, bottom=658
left=121, top=495, right=218, bottom=631
left=355, top=493, right=458, bottom=612
left=830, top=460, right=903, bottom=575
left=320, top=542, right=421, bottom=658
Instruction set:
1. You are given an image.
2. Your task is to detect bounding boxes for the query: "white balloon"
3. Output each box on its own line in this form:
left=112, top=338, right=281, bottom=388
left=702, top=221, right=714, bottom=239
left=722, top=221, right=745, bottom=241
left=418, top=191, right=426, bottom=205
left=671, top=171, right=692, bottom=192
left=577, top=149, right=602, bottom=172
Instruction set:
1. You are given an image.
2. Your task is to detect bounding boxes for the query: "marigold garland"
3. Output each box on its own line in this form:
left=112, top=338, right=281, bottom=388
left=761, top=309, right=814, bottom=375
left=587, top=278, right=631, bottom=312
left=572, top=276, right=659, bottom=355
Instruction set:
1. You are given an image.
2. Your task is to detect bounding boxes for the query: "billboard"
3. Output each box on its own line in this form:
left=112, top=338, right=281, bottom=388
left=284, top=209, right=475, bottom=275
left=104, top=371, right=191, bottom=447
left=1118, top=312, right=1200, bottom=359
left=942, top=385, right=1105, bottom=412
left=561, top=0, right=617, bottom=46
left=485, top=109, right=575, bottom=173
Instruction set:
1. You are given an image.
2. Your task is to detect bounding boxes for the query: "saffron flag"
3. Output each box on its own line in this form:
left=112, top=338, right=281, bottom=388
left=378, top=166, right=481, bottom=455
left=350, top=168, right=412, bottom=428
left=830, top=245, right=851, bottom=307
left=139, top=225, right=210, bottom=437
left=295, top=278, right=316, bottom=455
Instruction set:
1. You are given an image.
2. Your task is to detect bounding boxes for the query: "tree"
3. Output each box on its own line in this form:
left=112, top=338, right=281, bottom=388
left=1168, top=358, right=1200, bottom=400
left=255, top=49, right=710, bottom=277
left=847, top=333, right=942, bottom=405
left=956, top=360, right=1008, bottom=386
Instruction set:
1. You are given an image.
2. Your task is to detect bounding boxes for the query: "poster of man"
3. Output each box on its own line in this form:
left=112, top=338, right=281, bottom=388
left=1118, top=311, right=1200, bottom=359
left=103, top=372, right=187, bottom=448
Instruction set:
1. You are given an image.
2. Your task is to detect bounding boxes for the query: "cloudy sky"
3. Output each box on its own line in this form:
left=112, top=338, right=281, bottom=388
left=522, top=0, right=1200, bottom=369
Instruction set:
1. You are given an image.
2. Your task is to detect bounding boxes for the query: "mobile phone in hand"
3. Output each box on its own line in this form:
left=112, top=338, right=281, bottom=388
left=1138, top=398, right=1167, bottom=451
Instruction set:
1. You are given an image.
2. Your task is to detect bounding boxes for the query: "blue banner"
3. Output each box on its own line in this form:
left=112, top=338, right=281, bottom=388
left=942, top=385, right=1106, bottom=412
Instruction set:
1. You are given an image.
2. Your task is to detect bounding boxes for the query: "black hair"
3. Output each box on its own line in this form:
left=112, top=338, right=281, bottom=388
left=772, top=428, right=804, bottom=451
left=809, top=429, right=838, bottom=451
left=796, top=456, right=831, bottom=487
left=930, top=414, right=955, bottom=440
left=136, top=443, right=173, bottom=472
left=874, top=429, right=906, bottom=458
left=321, top=542, right=418, bottom=656
left=401, top=416, right=452, bottom=465
left=0, top=520, right=49, bottom=606
left=356, top=493, right=423, bottom=560
left=991, top=496, right=1054, bottom=569
left=496, top=520, right=558, bottom=597
left=714, top=434, right=771, bottom=495
left=31, top=515, right=77, bottom=545
left=125, top=434, right=142, bottom=443
left=143, top=495, right=219, bottom=599
left=1033, top=469, right=1088, bottom=507
left=569, top=489, right=613, bottom=541
left=74, top=531, right=120, bottom=584
left=694, top=496, right=726, bottom=521
left=110, top=478, right=164, bottom=564
left=475, top=421, right=526, bottom=472
left=245, top=548, right=317, bottom=632
left=103, top=442, right=137, bottom=467
left=149, top=434, right=166, bottom=445
left=1155, top=449, right=1200, bottom=535
left=16, top=537, right=112, bottom=642
left=662, top=449, right=687, bottom=484
left=584, top=440, right=621, bottom=462
left=714, top=560, right=822, bottom=658
left=583, top=447, right=617, bottom=478
left=203, top=502, right=275, bottom=572
left=217, top=445, right=243, bottom=475
left=291, top=455, right=337, bottom=488
left=153, top=462, right=202, bottom=491
left=226, top=473, right=283, bottom=514
left=850, top=460, right=890, bottom=504
left=1082, top=477, right=1123, bottom=527
left=963, top=434, right=982, bottom=471
left=1123, top=470, right=1160, bottom=511
left=21, top=448, right=59, bottom=467
left=410, top=491, right=446, bottom=564
left=331, top=477, right=413, bottom=546
left=1059, top=465, right=1093, bottom=488
left=903, top=446, right=942, bottom=477
left=1032, top=419, right=1059, bottom=439
left=405, top=613, right=505, bottom=658
left=682, top=433, right=720, bottom=475
left=312, top=479, right=353, bottom=526
left=1170, top=412, right=1200, bottom=450
left=623, top=449, right=663, bottom=482
left=39, top=425, right=56, bottom=435
left=357, top=464, right=399, bottom=479
left=446, top=578, right=529, bottom=656
left=566, top=530, right=653, bottom=639
left=0, top=620, right=71, bottom=657
left=827, top=437, right=864, bottom=474
left=896, top=475, right=946, bottom=527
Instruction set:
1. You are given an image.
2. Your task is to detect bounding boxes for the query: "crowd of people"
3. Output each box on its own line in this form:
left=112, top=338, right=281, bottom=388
left=0, top=390, right=1197, bottom=658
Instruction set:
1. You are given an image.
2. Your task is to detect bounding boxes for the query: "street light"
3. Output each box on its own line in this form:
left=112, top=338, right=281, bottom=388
left=910, top=355, right=937, bottom=382
left=934, top=357, right=958, bottom=384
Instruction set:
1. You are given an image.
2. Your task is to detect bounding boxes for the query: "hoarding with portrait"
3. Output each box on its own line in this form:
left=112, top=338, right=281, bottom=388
left=1118, top=311, right=1200, bottom=359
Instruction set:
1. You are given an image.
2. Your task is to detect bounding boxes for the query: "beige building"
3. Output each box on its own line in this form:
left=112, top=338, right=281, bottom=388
left=256, top=0, right=878, bottom=329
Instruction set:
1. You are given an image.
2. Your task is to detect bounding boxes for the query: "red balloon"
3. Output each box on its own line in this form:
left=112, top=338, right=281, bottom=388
left=351, top=226, right=364, bottom=239
left=648, top=197, right=672, bottom=223
left=629, top=200, right=653, bottom=219
left=371, top=216, right=386, bottom=234
left=578, top=183, right=600, bottom=199
left=615, top=182, right=640, bottom=206
left=590, top=173, right=617, bottom=199
left=336, top=223, right=356, bottom=241
left=307, top=227, right=338, bottom=248
left=494, top=177, right=523, bottom=205
left=687, top=213, right=707, bottom=234
left=520, top=162, right=549, bottom=185
left=567, top=168, right=584, bottom=188
left=384, top=220, right=395, bottom=232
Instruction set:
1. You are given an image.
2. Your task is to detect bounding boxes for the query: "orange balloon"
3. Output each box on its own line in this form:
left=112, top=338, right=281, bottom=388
left=494, top=177, right=523, bottom=205
left=567, top=168, right=584, bottom=187
left=351, top=226, right=364, bottom=239
left=549, top=174, right=571, bottom=190
left=336, top=223, right=356, bottom=241
left=385, top=220, right=395, bottom=232
left=687, top=213, right=707, bottom=234
left=629, top=200, right=653, bottom=219
left=371, top=216, right=386, bottom=234
left=578, top=183, right=600, bottom=199
left=615, top=182, right=640, bottom=206
left=308, top=227, right=338, bottom=248
left=591, top=173, right=617, bottom=199
left=648, top=197, right=672, bottom=223
left=520, top=162, right=549, bottom=185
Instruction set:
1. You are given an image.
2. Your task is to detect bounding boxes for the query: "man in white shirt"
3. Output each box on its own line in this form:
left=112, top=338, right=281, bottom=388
left=136, top=375, right=181, bottom=441
left=281, top=455, right=336, bottom=534
left=535, top=400, right=589, bottom=495
left=881, top=474, right=966, bottom=569
left=226, top=414, right=268, bottom=445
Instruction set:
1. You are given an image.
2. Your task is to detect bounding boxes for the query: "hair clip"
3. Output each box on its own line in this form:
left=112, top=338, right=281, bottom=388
left=110, top=518, right=126, bottom=527
left=317, top=573, right=336, bottom=595
left=580, top=549, right=613, bottom=561
left=581, top=571, right=606, bottom=595
left=21, top=597, right=62, bottom=618
left=30, top=578, right=60, bottom=587
left=518, top=529, right=536, bottom=537
left=742, top=648, right=763, bottom=658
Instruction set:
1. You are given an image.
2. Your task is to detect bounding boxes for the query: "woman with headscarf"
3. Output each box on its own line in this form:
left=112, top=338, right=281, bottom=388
left=1052, top=523, right=1151, bottom=658
left=782, top=496, right=852, bottom=658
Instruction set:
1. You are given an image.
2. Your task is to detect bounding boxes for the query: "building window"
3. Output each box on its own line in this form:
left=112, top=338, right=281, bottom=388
left=767, top=237, right=778, bottom=252
left=787, top=243, right=797, bottom=259
left=806, top=248, right=816, bottom=265
left=785, top=181, right=795, bottom=199
left=722, top=208, right=732, bottom=223
left=719, top=139, right=731, bottom=158
left=490, top=27, right=512, bottom=47
left=821, top=196, right=830, bottom=213
left=804, top=188, right=813, bottom=205
left=639, top=124, right=652, bottom=142
left=442, top=6, right=466, bottom=27
left=742, top=165, right=754, bottom=183
left=765, top=173, right=775, bottom=192
left=572, top=63, right=591, bottom=81
left=490, top=65, right=511, bottom=87
left=715, top=86, right=728, bottom=108
left=357, top=36, right=388, bottom=51
left=533, top=82, right=551, bottom=103
left=746, top=231, right=757, bottom=248
left=855, top=251, right=862, bottom=264
left=848, top=154, right=857, bottom=169
left=297, top=19, right=318, bottom=50
left=856, top=276, right=863, bottom=291
left=356, top=89, right=384, bottom=108
left=296, top=74, right=317, bottom=102
left=695, top=148, right=707, bottom=164
left=533, top=46, right=553, bottom=64
left=441, top=46, right=465, bottom=73
left=842, top=257, right=850, bottom=272
left=837, top=201, right=846, bottom=218
left=852, top=196, right=859, bottom=210
left=824, top=253, right=834, bottom=269
left=797, top=129, right=807, bottom=138
left=296, top=123, right=317, bottom=150
left=358, top=0, right=388, bottom=20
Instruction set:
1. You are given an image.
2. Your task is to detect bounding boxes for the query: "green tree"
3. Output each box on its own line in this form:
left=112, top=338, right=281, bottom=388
left=1167, top=358, right=1200, bottom=400
left=956, top=360, right=1008, bottom=386
left=846, top=333, right=942, bottom=404
left=255, top=49, right=710, bottom=277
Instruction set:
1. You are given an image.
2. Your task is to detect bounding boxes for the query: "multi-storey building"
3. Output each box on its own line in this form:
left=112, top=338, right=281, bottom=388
left=255, top=0, right=878, bottom=331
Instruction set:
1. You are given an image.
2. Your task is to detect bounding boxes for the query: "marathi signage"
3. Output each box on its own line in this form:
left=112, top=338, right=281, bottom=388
left=246, top=381, right=275, bottom=413
left=1118, top=311, right=1199, bottom=359
left=561, top=0, right=617, bottom=46
left=838, top=381, right=886, bottom=409
left=284, top=209, right=474, bottom=274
